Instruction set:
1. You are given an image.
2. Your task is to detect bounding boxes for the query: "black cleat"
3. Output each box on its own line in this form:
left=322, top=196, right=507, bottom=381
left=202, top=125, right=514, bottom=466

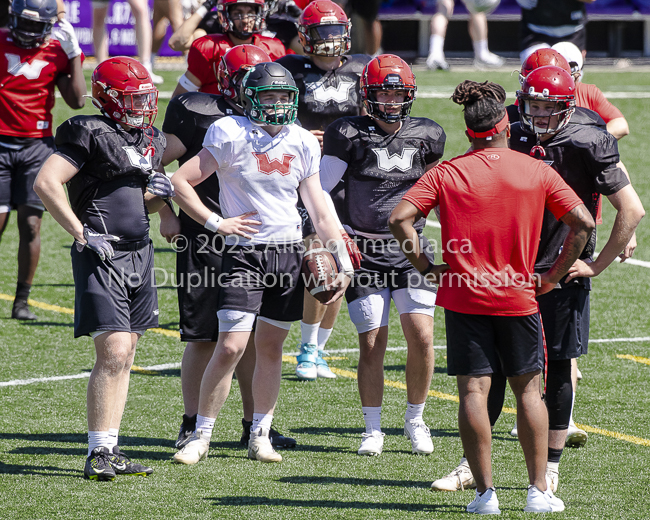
left=176, top=413, right=197, bottom=449
left=84, top=447, right=116, bottom=481
left=11, top=300, right=37, bottom=320
left=110, top=446, right=153, bottom=476
left=240, top=418, right=296, bottom=449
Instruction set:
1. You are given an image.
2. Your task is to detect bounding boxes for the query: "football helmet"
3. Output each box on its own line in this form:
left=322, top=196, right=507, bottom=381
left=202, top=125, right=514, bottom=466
left=519, top=48, right=571, bottom=85
left=551, top=42, right=584, bottom=81
left=8, top=0, right=57, bottom=49
left=241, top=62, right=299, bottom=126
left=517, top=65, right=576, bottom=135
left=91, top=57, right=159, bottom=129
left=217, top=44, right=271, bottom=104
left=360, top=54, right=416, bottom=123
left=298, top=0, right=351, bottom=57
left=217, top=0, right=265, bottom=40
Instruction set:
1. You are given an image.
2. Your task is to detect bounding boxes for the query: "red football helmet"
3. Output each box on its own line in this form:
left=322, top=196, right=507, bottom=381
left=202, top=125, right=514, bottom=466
left=216, top=44, right=271, bottom=104
left=519, top=48, right=571, bottom=85
left=217, top=0, right=265, bottom=40
left=517, top=66, right=576, bottom=135
left=91, top=57, right=158, bottom=129
left=360, top=54, right=416, bottom=123
left=298, top=0, right=351, bottom=57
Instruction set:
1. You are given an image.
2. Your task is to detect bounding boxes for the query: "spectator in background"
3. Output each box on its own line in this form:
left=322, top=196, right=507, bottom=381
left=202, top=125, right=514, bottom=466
left=347, top=0, right=382, bottom=56
left=427, top=0, right=504, bottom=71
left=151, top=0, right=184, bottom=74
left=92, top=0, right=163, bottom=83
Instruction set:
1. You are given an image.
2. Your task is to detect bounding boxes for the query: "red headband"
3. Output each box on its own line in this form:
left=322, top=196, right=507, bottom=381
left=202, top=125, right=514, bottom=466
left=466, top=113, right=509, bottom=139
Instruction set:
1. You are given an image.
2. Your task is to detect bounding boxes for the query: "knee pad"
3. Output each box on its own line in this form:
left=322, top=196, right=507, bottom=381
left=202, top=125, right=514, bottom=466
left=347, top=288, right=391, bottom=334
left=392, top=287, right=436, bottom=317
left=545, top=359, right=573, bottom=430
left=217, top=309, right=256, bottom=332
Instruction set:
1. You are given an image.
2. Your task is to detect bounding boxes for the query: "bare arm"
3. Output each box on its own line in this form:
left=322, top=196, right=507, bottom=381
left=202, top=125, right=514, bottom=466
left=162, top=133, right=189, bottom=167
left=56, top=56, right=86, bottom=109
left=606, top=117, right=630, bottom=140
left=169, top=11, right=207, bottom=52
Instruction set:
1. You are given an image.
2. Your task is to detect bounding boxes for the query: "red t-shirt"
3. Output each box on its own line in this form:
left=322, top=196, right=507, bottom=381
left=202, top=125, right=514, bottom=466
left=0, top=30, right=72, bottom=138
left=403, top=148, right=582, bottom=317
left=187, top=33, right=287, bottom=95
left=575, top=82, right=623, bottom=123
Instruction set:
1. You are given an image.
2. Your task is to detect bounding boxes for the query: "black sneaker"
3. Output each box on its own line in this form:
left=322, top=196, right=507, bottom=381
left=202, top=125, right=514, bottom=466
left=83, top=447, right=116, bottom=481
left=11, top=300, right=37, bottom=320
left=110, top=446, right=153, bottom=476
left=176, top=414, right=197, bottom=449
left=240, top=419, right=296, bottom=449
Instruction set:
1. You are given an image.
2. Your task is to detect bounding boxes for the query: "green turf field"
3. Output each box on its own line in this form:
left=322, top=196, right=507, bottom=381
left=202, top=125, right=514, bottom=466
left=0, top=68, right=649, bottom=519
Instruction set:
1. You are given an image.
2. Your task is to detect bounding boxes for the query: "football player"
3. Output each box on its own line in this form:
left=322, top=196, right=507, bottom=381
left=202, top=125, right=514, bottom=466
left=159, top=44, right=296, bottom=450
left=277, top=0, right=368, bottom=380
left=0, top=0, right=85, bottom=320
left=34, top=57, right=174, bottom=481
left=320, top=55, right=445, bottom=456
left=171, top=62, right=353, bottom=464
left=172, top=0, right=286, bottom=96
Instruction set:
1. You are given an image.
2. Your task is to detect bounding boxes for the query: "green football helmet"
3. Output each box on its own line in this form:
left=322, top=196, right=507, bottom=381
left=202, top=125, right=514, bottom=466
left=241, top=62, right=299, bottom=126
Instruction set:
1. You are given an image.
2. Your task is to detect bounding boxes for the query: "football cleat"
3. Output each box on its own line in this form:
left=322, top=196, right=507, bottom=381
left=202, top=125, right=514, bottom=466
left=510, top=420, right=518, bottom=437
left=524, top=485, right=565, bottom=513
left=83, top=447, right=116, bottom=481
left=357, top=430, right=385, bottom=456
left=295, top=343, right=318, bottom=381
left=315, top=351, right=336, bottom=379
left=248, top=428, right=282, bottom=462
left=404, top=419, right=433, bottom=454
left=110, top=446, right=153, bottom=476
left=176, top=413, right=197, bottom=449
left=11, top=300, right=37, bottom=320
left=473, top=52, right=505, bottom=70
left=426, top=55, right=450, bottom=71
left=431, top=457, right=477, bottom=492
left=172, top=428, right=210, bottom=465
left=240, top=419, right=297, bottom=449
left=565, top=423, right=588, bottom=448
left=467, top=487, right=501, bottom=515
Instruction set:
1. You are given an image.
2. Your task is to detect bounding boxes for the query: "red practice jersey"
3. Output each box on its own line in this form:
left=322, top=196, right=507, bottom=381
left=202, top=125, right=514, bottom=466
left=403, top=148, right=582, bottom=317
left=187, top=33, right=286, bottom=94
left=0, top=30, right=73, bottom=138
left=575, top=82, right=623, bottom=124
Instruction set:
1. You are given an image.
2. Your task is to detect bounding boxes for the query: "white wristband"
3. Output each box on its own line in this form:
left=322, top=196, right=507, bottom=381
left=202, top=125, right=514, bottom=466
left=329, top=239, right=354, bottom=275
left=205, top=212, right=223, bottom=233
left=178, top=73, right=200, bottom=92
left=195, top=5, right=208, bottom=18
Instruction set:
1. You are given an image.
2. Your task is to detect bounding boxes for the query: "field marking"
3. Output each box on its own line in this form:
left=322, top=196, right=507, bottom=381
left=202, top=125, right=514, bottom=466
left=416, top=89, right=650, bottom=100
left=616, top=354, right=650, bottom=366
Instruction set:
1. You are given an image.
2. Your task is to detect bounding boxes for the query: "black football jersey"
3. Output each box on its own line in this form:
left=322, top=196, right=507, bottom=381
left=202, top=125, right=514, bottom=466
left=522, top=0, right=586, bottom=30
left=324, top=115, right=446, bottom=235
left=55, top=115, right=166, bottom=243
left=510, top=118, right=628, bottom=275
left=163, top=92, right=241, bottom=232
left=277, top=54, right=370, bottom=131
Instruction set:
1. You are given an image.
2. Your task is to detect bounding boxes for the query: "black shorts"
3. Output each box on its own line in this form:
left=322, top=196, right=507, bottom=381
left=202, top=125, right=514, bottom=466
left=266, top=17, right=298, bottom=48
left=445, top=310, right=545, bottom=377
left=346, top=235, right=436, bottom=303
left=349, top=0, right=381, bottom=21
left=176, top=227, right=225, bottom=342
left=537, top=285, right=590, bottom=361
left=218, top=243, right=305, bottom=322
left=71, top=241, right=158, bottom=338
left=0, top=137, right=54, bottom=209
left=520, top=23, right=587, bottom=52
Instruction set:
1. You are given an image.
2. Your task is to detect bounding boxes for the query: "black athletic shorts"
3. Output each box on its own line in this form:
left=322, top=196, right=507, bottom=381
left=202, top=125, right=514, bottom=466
left=350, top=0, right=381, bottom=21
left=0, top=136, right=54, bottom=209
left=520, top=23, right=587, bottom=52
left=71, top=240, right=158, bottom=338
left=218, top=242, right=305, bottom=322
left=176, top=226, right=225, bottom=342
left=445, top=309, right=545, bottom=377
left=346, top=234, right=436, bottom=303
left=537, top=285, right=590, bottom=361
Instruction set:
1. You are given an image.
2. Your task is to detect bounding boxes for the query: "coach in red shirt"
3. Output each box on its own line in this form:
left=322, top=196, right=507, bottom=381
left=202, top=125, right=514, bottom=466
left=389, top=81, right=594, bottom=514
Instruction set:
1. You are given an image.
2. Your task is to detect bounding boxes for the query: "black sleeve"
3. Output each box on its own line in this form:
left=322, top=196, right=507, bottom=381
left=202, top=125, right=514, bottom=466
left=161, top=97, right=196, bottom=152
left=422, top=122, right=446, bottom=164
left=197, top=11, right=222, bottom=34
left=585, top=130, right=628, bottom=196
left=322, top=120, right=354, bottom=163
left=54, top=119, right=95, bottom=170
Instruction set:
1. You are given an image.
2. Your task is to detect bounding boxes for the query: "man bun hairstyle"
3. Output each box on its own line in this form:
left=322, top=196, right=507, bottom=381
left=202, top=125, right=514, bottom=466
left=451, top=80, right=506, bottom=134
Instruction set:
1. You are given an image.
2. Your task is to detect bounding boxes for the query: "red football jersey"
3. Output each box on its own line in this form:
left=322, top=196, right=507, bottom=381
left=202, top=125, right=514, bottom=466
left=403, top=148, right=582, bottom=317
left=187, top=33, right=286, bottom=94
left=0, top=30, right=72, bottom=138
left=575, top=82, right=623, bottom=124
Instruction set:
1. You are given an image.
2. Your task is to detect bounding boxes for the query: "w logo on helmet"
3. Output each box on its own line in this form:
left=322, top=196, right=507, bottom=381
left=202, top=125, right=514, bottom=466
left=252, top=152, right=295, bottom=176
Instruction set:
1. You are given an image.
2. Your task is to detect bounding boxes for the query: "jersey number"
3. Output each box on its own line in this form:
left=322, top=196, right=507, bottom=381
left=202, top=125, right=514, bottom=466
left=372, top=148, right=418, bottom=172
left=123, top=146, right=153, bottom=172
left=253, top=152, right=295, bottom=176
left=5, top=53, right=48, bottom=80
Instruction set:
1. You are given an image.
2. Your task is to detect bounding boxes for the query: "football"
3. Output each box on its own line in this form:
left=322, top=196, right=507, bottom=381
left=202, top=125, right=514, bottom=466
left=301, top=247, right=339, bottom=304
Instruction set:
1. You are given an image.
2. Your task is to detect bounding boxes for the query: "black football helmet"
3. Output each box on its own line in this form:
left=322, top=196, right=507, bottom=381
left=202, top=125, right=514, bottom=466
left=241, top=62, right=299, bottom=126
left=9, top=0, right=57, bottom=49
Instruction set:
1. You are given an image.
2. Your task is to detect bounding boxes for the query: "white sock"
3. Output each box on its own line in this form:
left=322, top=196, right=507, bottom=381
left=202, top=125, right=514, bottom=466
left=88, top=431, right=110, bottom=457
left=404, top=402, right=425, bottom=422
left=317, top=327, right=333, bottom=351
left=546, top=461, right=559, bottom=473
left=252, top=413, right=273, bottom=433
left=300, top=321, right=320, bottom=346
left=473, top=39, right=489, bottom=60
left=362, top=406, right=382, bottom=433
left=429, top=34, right=445, bottom=59
left=107, top=428, right=119, bottom=450
left=569, top=392, right=576, bottom=426
left=196, top=414, right=215, bottom=438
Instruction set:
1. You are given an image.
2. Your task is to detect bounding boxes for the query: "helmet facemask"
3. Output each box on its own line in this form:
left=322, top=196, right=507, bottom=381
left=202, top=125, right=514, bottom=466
left=9, top=9, right=54, bottom=48
left=221, top=3, right=264, bottom=40
left=518, top=94, right=574, bottom=136
left=93, top=83, right=159, bottom=129
left=301, top=23, right=351, bottom=56
left=365, top=86, right=415, bottom=124
left=243, top=84, right=299, bottom=126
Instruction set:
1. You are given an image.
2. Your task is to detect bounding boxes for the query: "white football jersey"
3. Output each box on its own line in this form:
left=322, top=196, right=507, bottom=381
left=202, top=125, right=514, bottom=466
left=203, top=116, right=321, bottom=245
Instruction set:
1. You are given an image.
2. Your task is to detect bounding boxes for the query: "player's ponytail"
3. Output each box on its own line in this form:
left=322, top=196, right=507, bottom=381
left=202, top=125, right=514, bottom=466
left=451, top=80, right=506, bottom=135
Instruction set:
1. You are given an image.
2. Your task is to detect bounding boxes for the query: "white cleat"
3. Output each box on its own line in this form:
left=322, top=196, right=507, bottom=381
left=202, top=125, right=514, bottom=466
left=576, top=367, right=583, bottom=380
left=546, top=465, right=559, bottom=493
left=510, top=420, right=518, bottom=437
left=315, top=351, right=336, bottom=379
left=467, top=487, right=501, bottom=515
left=426, top=54, right=450, bottom=71
left=524, top=485, right=565, bottom=513
left=474, top=52, right=505, bottom=70
left=172, top=428, right=210, bottom=465
left=248, top=427, right=282, bottom=463
left=357, top=430, right=385, bottom=456
left=295, top=343, right=318, bottom=381
left=404, top=419, right=433, bottom=454
left=431, top=457, right=477, bottom=491
left=565, top=423, right=588, bottom=447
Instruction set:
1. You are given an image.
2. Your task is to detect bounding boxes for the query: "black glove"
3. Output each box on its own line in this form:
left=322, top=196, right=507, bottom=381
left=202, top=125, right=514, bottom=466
left=201, top=0, right=218, bottom=14
left=76, top=224, right=120, bottom=261
left=284, top=0, right=302, bottom=18
left=147, top=172, right=175, bottom=199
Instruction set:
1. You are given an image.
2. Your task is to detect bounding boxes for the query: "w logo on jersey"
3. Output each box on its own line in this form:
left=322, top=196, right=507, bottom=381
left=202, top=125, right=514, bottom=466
left=5, top=53, right=48, bottom=80
left=253, top=152, right=295, bottom=176
left=123, top=146, right=153, bottom=172
left=311, top=80, right=355, bottom=103
left=372, top=148, right=418, bottom=172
